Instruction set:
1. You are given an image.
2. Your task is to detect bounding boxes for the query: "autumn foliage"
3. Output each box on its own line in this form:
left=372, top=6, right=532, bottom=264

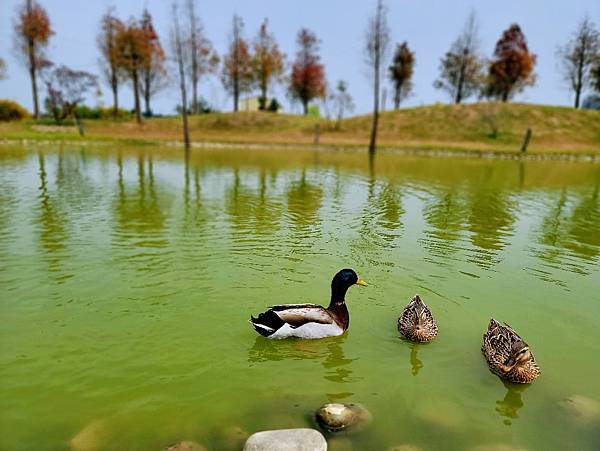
left=139, top=9, right=167, bottom=116
left=289, top=28, right=326, bottom=115
left=185, top=0, right=220, bottom=115
left=97, top=10, right=125, bottom=116
left=251, top=19, right=285, bottom=110
left=115, top=19, right=153, bottom=123
left=221, top=16, right=253, bottom=112
left=486, top=24, right=536, bottom=102
left=14, top=0, right=54, bottom=118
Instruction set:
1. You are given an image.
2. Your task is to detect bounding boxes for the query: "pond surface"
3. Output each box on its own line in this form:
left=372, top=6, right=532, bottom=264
left=1, top=145, right=600, bottom=451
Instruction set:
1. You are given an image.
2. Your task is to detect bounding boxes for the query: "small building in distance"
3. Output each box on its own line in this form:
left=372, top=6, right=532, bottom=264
left=239, top=96, right=281, bottom=113
left=239, top=96, right=260, bottom=112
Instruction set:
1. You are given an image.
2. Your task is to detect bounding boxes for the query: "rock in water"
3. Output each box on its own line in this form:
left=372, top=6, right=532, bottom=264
left=165, top=441, right=206, bottom=451
left=70, top=419, right=108, bottom=451
left=315, top=403, right=372, bottom=432
left=469, top=445, right=529, bottom=451
left=389, top=445, right=423, bottom=451
left=560, top=395, right=600, bottom=425
left=243, top=428, right=326, bottom=451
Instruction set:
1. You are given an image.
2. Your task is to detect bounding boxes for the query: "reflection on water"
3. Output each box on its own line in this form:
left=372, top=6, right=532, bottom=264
left=408, top=343, right=424, bottom=376
left=495, top=382, right=529, bottom=425
left=467, top=186, right=515, bottom=269
left=248, top=335, right=357, bottom=385
left=37, top=152, right=71, bottom=281
left=1, top=146, right=600, bottom=451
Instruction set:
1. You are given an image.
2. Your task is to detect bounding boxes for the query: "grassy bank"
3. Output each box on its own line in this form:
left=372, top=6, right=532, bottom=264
left=1, top=103, right=599, bottom=154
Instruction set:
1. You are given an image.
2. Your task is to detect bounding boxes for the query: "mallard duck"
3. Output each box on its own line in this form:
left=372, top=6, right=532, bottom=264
left=397, top=295, right=438, bottom=342
left=482, top=319, right=540, bottom=384
left=250, top=269, right=367, bottom=339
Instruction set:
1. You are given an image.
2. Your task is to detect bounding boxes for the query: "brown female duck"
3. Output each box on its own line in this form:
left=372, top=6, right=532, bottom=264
left=398, top=295, right=438, bottom=342
left=482, top=319, right=540, bottom=384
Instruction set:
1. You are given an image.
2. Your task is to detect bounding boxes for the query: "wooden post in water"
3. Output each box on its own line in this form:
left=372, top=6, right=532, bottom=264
left=314, top=123, right=321, bottom=146
left=521, top=128, right=532, bottom=152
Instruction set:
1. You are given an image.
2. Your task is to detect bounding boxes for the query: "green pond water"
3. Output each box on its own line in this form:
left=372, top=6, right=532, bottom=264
left=1, top=145, right=600, bottom=451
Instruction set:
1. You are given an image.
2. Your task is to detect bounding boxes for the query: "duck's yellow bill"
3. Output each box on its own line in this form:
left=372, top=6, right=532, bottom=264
left=356, top=278, right=368, bottom=286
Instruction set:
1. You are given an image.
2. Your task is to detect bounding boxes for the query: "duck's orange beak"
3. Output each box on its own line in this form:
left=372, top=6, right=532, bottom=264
left=356, top=278, right=368, bottom=286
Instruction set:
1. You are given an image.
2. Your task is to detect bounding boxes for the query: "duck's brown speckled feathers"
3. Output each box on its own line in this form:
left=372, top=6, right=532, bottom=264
left=482, top=319, right=540, bottom=384
left=397, top=295, right=438, bottom=342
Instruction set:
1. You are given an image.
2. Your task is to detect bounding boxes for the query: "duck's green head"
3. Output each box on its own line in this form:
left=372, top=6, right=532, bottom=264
left=331, top=269, right=367, bottom=303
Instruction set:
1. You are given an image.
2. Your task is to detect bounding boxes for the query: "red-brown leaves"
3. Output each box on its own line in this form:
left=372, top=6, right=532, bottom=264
left=487, top=24, right=536, bottom=101
left=18, top=1, right=53, bottom=46
left=289, top=28, right=326, bottom=114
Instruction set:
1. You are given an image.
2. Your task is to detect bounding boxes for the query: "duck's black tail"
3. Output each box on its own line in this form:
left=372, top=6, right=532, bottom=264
left=250, top=309, right=284, bottom=337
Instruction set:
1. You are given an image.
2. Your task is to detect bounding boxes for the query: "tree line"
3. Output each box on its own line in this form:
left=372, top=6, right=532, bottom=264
left=5, top=0, right=600, bottom=150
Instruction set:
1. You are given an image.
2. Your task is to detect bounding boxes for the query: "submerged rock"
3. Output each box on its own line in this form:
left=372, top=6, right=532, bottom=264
left=70, top=419, right=109, bottom=451
left=388, top=445, right=423, bottom=451
left=469, top=444, right=529, bottom=451
left=327, top=437, right=354, bottom=451
left=560, top=395, right=600, bottom=425
left=315, top=403, right=372, bottom=432
left=212, top=425, right=248, bottom=450
left=165, top=441, right=206, bottom=451
left=243, top=428, right=326, bottom=451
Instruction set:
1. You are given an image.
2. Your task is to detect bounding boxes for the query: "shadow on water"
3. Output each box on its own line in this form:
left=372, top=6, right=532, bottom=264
left=495, top=380, right=529, bottom=425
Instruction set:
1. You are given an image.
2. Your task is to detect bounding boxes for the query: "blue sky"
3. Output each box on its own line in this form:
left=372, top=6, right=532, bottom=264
left=1, top=0, right=599, bottom=115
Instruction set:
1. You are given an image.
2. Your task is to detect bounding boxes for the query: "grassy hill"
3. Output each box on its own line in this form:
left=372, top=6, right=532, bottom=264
left=1, top=103, right=599, bottom=155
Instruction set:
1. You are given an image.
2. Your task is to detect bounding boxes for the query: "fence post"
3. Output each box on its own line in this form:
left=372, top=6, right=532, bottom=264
left=314, top=123, right=321, bottom=145
left=520, top=128, right=532, bottom=152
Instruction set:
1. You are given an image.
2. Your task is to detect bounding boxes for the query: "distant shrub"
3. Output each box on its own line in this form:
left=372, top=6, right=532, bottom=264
left=73, top=105, right=132, bottom=120
left=267, top=98, right=281, bottom=112
left=307, top=105, right=320, bottom=117
left=582, top=95, right=600, bottom=110
left=0, top=99, right=29, bottom=121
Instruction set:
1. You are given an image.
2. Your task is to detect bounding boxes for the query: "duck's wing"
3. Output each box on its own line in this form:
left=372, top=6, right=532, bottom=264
left=250, top=304, right=335, bottom=338
left=482, top=318, right=512, bottom=363
left=269, top=304, right=334, bottom=327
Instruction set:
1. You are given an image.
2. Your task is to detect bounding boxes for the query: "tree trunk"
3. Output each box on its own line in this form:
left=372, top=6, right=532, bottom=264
left=574, top=57, right=583, bottom=109
left=394, top=86, right=400, bottom=110
left=260, top=82, right=267, bottom=111
left=174, top=2, right=190, bottom=149
left=28, top=40, right=39, bottom=119
left=143, top=73, right=151, bottom=117
left=191, top=76, right=198, bottom=114
left=179, top=68, right=190, bottom=149
left=501, top=89, right=509, bottom=103
left=455, top=52, right=467, bottom=104
left=302, top=100, right=308, bottom=115
left=233, top=73, right=239, bottom=112
left=132, top=69, right=142, bottom=124
left=369, top=49, right=380, bottom=154
left=111, top=80, right=119, bottom=117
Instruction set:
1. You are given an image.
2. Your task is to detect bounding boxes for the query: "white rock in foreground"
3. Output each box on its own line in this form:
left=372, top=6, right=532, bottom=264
left=243, top=428, right=327, bottom=451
